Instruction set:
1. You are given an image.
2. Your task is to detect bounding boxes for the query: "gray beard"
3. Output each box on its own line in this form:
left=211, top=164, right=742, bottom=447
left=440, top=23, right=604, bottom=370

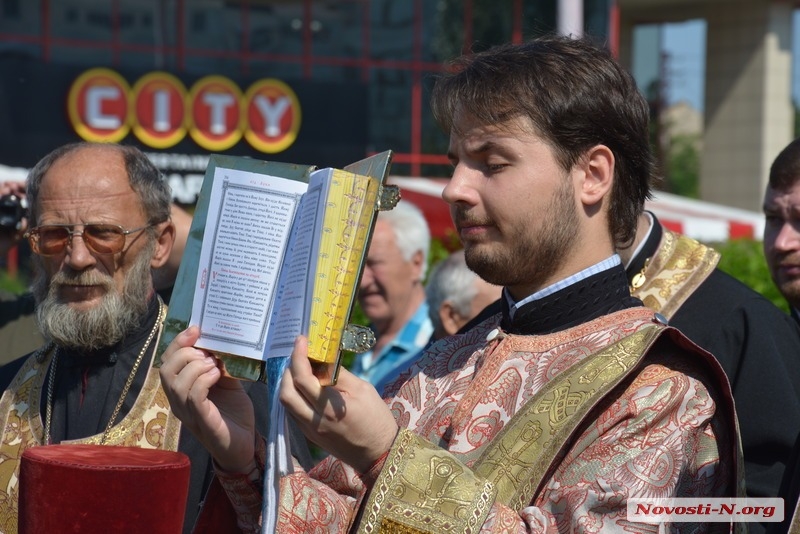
left=32, top=240, right=155, bottom=351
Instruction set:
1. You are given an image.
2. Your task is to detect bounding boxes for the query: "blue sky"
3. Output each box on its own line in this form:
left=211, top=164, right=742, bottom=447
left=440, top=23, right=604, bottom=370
left=661, top=19, right=706, bottom=110
left=658, top=12, right=800, bottom=111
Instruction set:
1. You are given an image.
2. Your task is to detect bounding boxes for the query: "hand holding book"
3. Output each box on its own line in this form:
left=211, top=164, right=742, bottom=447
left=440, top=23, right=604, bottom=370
left=155, top=151, right=397, bottom=385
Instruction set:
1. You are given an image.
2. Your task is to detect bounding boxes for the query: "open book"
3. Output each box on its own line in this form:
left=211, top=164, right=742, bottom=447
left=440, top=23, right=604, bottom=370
left=155, top=151, right=397, bottom=385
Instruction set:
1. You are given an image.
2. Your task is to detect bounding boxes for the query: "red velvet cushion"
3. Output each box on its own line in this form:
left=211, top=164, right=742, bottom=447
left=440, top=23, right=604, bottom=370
left=19, top=444, right=190, bottom=534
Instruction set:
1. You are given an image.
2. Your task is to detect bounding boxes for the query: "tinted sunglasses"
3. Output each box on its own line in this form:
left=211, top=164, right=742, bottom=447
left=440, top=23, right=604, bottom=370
left=24, top=223, right=156, bottom=256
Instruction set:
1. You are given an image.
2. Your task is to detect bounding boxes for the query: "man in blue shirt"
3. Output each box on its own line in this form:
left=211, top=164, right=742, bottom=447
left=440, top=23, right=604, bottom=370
left=374, top=248, right=501, bottom=394
left=350, top=200, right=433, bottom=389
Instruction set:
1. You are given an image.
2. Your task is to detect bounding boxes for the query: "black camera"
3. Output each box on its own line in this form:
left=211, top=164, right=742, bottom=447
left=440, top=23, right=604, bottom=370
left=0, top=194, right=27, bottom=231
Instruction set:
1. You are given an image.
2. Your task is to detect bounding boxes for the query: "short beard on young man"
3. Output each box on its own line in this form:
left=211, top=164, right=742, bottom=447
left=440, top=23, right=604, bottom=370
left=463, top=177, right=579, bottom=291
left=32, top=240, right=155, bottom=351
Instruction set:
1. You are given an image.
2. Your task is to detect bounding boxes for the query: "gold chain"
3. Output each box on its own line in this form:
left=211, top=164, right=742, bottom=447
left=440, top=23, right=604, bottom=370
left=44, top=300, right=165, bottom=445
left=629, top=257, right=651, bottom=293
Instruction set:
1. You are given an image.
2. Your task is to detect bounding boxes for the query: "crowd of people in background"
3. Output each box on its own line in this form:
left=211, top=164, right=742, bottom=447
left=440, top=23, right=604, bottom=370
left=3, top=33, right=800, bottom=533
left=349, top=200, right=433, bottom=391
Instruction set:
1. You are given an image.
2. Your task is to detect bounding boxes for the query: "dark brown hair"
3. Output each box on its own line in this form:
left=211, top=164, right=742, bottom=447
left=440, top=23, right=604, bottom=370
left=769, top=137, right=800, bottom=190
left=430, top=34, right=655, bottom=247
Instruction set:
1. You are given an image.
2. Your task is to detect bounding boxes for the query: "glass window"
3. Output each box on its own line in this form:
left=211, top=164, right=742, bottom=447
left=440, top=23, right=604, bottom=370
left=470, top=0, right=513, bottom=52
left=118, top=0, right=178, bottom=50
left=632, top=24, right=661, bottom=102
left=389, top=161, right=412, bottom=176
left=369, top=67, right=411, bottom=154
left=0, top=43, right=40, bottom=60
left=246, top=59, right=303, bottom=80
left=50, top=1, right=112, bottom=42
left=246, top=1, right=304, bottom=56
left=178, top=0, right=242, bottom=75
left=522, top=0, right=557, bottom=40
left=585, top=0, right=609, bottom=39
left=311, top=63, right=362, bottom=83
left=0, top=0, right=39, bottom=35
left=183, top=53, right=243, bottom=78
left=120, top=51, right=178, bottom=72
left=420, top=74, right=450, bottom=178
left=423, top=0, right=460, bottom=63
left=310, top=0, right=364, bottom=59
left=370, top=0, right=413, bottom=61
left=2, top=0, right=19, bottom=18
left=183, top=0, right=242, bottom=54
left=49, top=44, right=113, bottom=66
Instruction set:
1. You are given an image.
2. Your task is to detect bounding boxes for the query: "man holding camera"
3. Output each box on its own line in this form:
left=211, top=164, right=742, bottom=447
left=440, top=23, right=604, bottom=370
left=0, top=179, right=29, bottom=284
left=0, top=180, right=27, bottom=259
left=0, top=180, right=42, bottom=361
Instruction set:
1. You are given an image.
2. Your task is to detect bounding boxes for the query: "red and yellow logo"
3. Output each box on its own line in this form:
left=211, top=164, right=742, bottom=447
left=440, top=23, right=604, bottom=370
left=130, top=72, right=188, bottom=149
left=187, top=75, right=243, bottom=151
left=67, top=69, right=302, bottom=154
left=67, top=68, right=130, bottom=143
left=243, top=79, right=301, bottom=153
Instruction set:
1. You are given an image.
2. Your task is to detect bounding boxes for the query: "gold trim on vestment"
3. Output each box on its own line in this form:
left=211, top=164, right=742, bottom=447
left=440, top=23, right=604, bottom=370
left=632, top=229, right=720, bottom=319
left=631, top=229, right=747, bottom=533
left=357, top=325, right=666, bottom=533
left=474, top=325, right=664, bottom=511
left=359, top=429, right=496, bottom=534
left=0, top=330, right=181, bottom=534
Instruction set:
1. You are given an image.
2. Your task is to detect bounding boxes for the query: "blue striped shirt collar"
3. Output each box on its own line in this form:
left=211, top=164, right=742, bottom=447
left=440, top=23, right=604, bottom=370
left=507, top=255, right=622, bottom=318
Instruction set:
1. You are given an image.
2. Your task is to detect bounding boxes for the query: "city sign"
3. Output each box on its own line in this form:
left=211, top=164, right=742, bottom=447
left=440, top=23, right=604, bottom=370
left=67, top=68, right=302, bottom=153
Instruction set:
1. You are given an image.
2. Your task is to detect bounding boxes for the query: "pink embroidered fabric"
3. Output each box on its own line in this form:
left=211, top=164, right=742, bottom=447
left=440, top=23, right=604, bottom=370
left=220, top=307, right=734, bottom=533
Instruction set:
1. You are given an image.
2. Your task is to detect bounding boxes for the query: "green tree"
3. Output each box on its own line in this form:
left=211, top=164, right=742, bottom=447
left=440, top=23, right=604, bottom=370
left=714, top=238, right=788, bottom=312
left=0, top=272, right=26, bottom=296
left=666, top=134, right=700, bottom=198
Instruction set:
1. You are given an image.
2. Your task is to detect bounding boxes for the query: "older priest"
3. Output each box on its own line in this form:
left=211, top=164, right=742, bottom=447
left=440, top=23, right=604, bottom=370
left=0, top=142, right=282, bottom=533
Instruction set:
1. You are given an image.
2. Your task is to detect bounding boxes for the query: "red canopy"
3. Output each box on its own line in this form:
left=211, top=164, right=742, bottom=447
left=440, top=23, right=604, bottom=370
left=389, top=176, right=765, bottom=244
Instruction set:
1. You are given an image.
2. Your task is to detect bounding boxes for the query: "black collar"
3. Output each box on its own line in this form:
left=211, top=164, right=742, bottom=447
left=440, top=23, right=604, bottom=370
left=625, top=213, right=663, bottom=283
left=500, top=263, right=641, bottom=335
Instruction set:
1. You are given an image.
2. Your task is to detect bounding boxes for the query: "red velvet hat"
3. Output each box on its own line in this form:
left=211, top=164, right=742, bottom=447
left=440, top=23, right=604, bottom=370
left=19, top=444, right=190, bottom=534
